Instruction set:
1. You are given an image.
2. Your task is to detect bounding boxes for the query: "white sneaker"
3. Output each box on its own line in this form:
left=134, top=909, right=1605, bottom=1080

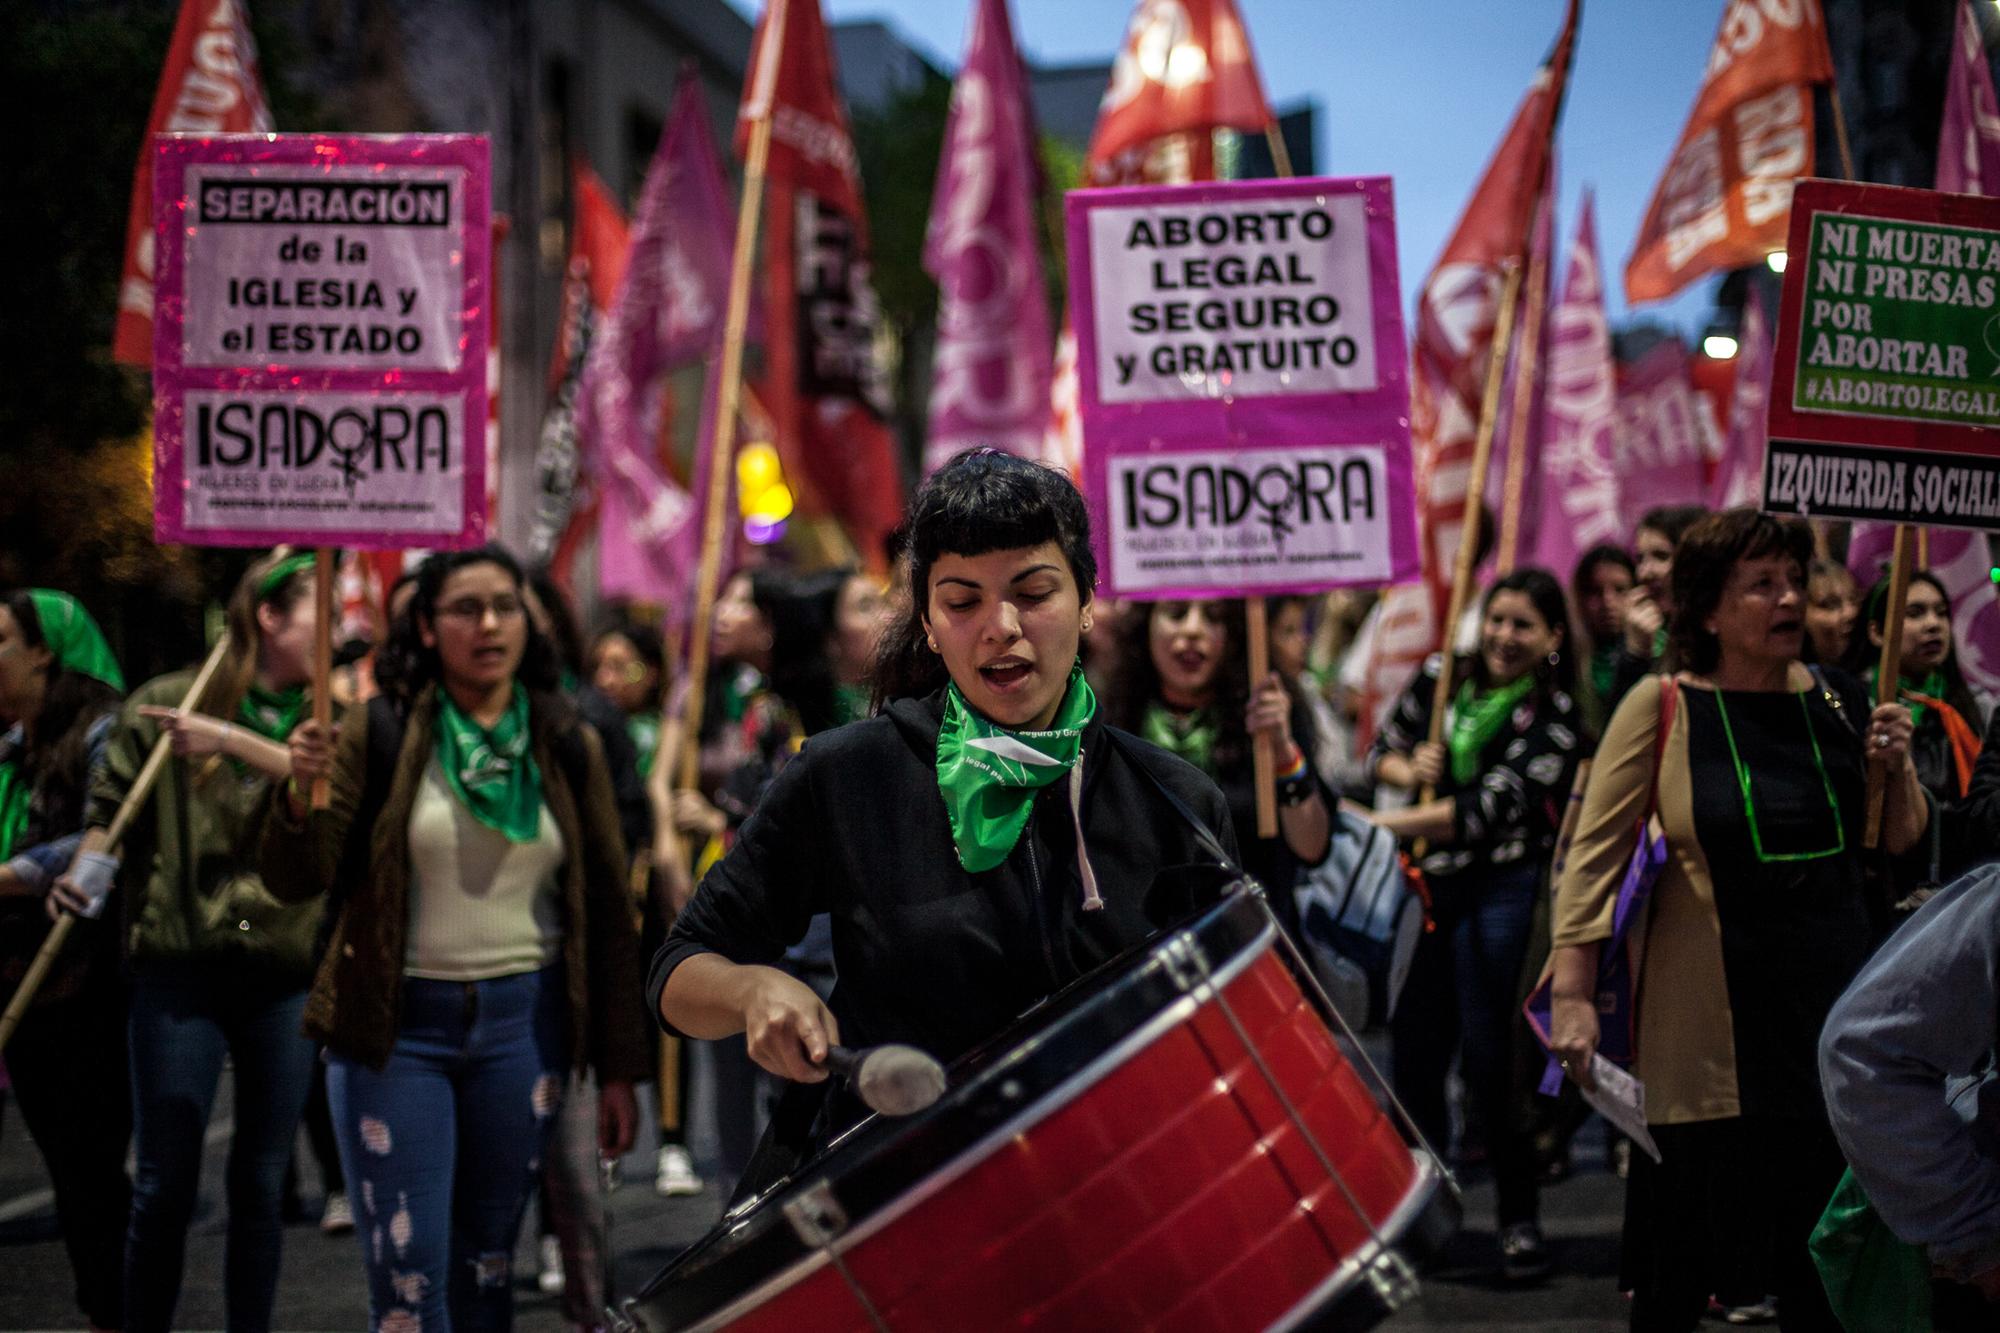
left=537, top=1235, right=565, bottom=1295
left=319, top=1191, right=354, bottom=1235
left=655, top=1145, right=702, bottom=1197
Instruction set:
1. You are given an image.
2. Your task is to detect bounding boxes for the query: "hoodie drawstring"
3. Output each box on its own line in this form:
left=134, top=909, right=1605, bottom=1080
left=1068, top=757, right=1102, bottom=911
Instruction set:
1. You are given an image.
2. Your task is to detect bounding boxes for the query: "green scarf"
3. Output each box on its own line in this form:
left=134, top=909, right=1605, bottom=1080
left=834, top=683, right=871, bottom=726
left=627, top=711, right=661, bottom=778
left=1868, top=666, right=1949, bottom=727
left=28, top=590, right=123, bottom=692
left=238, top=682, right=308, bottom=742
left=0, top=757, right=27, bottom=861
left=1590, top=643, right=1620, bottom=704
left=935, top=665, right=1095, bottom=873
left=435, top=686, right=544, bottom=842
left=1140, top=700, right=1219, bottom=778
left=1448, top=674, right=1536, bottom=786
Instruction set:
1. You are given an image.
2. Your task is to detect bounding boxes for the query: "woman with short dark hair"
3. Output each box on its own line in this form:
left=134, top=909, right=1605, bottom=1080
left=654, top=450, right=1241, bottom=1196
left=1548, top=509, right=1928, bottom=1331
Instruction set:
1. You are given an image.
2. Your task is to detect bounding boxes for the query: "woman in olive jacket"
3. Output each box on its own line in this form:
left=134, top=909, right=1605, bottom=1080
left=263, top=546, right=648, bottom=1333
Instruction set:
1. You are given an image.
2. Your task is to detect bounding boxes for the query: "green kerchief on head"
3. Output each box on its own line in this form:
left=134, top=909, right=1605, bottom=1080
left=27, top=590, right=124, bottom=693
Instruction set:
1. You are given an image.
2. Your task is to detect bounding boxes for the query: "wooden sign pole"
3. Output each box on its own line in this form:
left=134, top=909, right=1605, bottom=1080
left=311, top=549, right=335, bottom=809
left=1864, top=524, right=1913, bottom=849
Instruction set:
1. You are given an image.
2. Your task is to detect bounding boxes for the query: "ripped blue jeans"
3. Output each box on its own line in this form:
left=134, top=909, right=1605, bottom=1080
left=327, top=967, right=570, bottom=1333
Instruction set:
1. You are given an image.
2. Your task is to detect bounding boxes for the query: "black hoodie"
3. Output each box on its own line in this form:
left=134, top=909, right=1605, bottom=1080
left=649, top=691, right=1242, bottom=1066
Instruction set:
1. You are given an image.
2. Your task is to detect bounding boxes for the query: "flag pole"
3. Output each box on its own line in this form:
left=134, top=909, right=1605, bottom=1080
left=1419, top=258, right=1528, bottom=811
left=0, top=631, right=234, bottom=1052
left=675, top=19, right=782, bottom=793
left=1495, top=205, right=1554, bottom=574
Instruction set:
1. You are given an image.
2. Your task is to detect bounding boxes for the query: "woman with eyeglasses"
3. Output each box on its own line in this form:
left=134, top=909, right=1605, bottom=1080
left=262, top=545, right=648, bottom=1333
left=1547, top=511, right=1928, bottom=1332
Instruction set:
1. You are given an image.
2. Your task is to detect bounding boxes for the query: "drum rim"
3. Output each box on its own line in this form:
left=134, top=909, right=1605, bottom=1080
left=1266, top=1150, right=1454, bottom=1332
left=634, top=891, right=1277, bottom=1330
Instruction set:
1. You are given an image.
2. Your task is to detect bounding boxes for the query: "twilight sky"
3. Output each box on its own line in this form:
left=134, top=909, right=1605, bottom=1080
left=731, top=0, right=1744, bottom=337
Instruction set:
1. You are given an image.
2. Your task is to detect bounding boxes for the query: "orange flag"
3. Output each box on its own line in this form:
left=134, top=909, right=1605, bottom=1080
left=1086, top=0, right=1274, bottom=184
left=1625, top=0, right=1833, bottom=304
left=112, top=0, right=272, bottom=367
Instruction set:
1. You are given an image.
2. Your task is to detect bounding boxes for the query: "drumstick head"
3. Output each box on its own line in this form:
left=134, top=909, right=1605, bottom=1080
left=855, top=1044, right=948, bottom=1116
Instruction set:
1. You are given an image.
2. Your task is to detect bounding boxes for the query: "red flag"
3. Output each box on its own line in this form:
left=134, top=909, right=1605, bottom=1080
left=113, top=0, right=273, bottom=366
left=530, top=164, right=631, bottom=583
left=1358, top=0, right=1576, bottom=744
left=1625, top=0, right=1832, bottom=304
left=1087, top=0, right=1274, bottom=183
left=738, top=0, right=864, bottom=222
left=742, top=0, right=903, bottom=569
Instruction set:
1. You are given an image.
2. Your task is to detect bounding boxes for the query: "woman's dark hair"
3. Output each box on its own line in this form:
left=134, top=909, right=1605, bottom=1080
left=1463, top=567, right=1576, bottom=697
left=873, top=450, right=1096, bottom=704
left=1637, top=504, right=1709, bottom=550
left=1669, top=509, right=1814, bottom=674
left=1847, top=570, right=1979, bottom=716
left=376, top=546, right=562, bottom=704
left=1572, top=544, right=1635, bottom=601
left=753, top=568, right=845, bottom=736
left=3, top=592, right=122, bottom=828
left=524, top=566, right=586, bottom=679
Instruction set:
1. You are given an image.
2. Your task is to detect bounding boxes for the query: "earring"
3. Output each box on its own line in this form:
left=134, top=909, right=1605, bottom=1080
left=1547, top=649, right=1561, bottom=666
left=1081, top=616, right=1094, bottom=634
left=926, top=637, right=939, bottom=653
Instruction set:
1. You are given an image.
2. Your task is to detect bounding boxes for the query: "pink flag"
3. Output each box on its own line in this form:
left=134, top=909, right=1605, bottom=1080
left=1612, top=339, right=1720, bottom=534
left=923, top=0, right=1054, bottom=474
left=1521, top=192, right=1622, bottom=578
left=1938, top=0, right=2000, bottom=196
left=1846, top=0, right=2000, bottom=699
left=579, top=75, right=736, bottom=608
left=1710, top=291, right=1771, bottom=511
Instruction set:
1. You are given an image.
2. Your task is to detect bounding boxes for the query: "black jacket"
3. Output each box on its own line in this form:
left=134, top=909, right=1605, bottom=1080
left=649, top=692, right=1243, bottom=1066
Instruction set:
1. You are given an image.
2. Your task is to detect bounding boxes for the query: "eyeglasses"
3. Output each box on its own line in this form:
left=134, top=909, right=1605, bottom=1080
left=436, top=596, right=525, bottom=623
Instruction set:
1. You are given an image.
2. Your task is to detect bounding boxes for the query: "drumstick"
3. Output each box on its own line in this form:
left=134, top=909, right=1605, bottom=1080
left=824, top=1043, right=947, bottom=1117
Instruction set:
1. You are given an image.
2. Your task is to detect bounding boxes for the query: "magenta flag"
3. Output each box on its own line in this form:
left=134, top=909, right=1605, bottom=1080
left=1710, top=291, right=1771, bottom=511
left=1612, top=338, right=1719, bottom=535
left=1520, top=193, right=1622, bottom=579
left=1845, top=2, right=2000, bottom=699
left=1940, top=0, right=2000, bottom=195
left=579, top=74, right=736, bottom=606
left=922, top=0, right=1055, bottom=474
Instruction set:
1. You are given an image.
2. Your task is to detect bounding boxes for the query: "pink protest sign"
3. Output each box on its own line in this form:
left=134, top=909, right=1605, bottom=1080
left=1064, top=176, right=1416, bottom=599
left=151, top=133, right=491, bottom=550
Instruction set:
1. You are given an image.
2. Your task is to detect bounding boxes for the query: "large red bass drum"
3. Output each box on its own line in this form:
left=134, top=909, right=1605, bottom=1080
left=619, top=889, right=1458, bottom=1332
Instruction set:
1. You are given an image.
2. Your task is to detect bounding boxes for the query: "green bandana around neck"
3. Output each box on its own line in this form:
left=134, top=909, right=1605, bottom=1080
left=1448, top=673, right=1536, bottom=786
left=27, top=590, right=123, bottom=692
left=238, top=682, right=308, bottom=742
left=1140, top=700, right=1219, bottom=778
left=0, top=757, right=28, bottom=861
left=1590, top=643, right=1620, bottom=703
left=628, top=711, right=662, bottom=778
left=935, top=665, right=1095, bottom=872
left=1870, top=665, right=1949, bottom=727
left=435, top=686, right=544, bottom=842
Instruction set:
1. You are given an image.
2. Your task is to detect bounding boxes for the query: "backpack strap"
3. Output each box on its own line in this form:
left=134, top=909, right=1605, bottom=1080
left=1645, top=675, right=1680, bottom=824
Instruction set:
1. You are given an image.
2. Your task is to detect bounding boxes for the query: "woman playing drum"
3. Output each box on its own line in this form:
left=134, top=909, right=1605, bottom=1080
left=651, top=449, right=1244, bottom=1190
